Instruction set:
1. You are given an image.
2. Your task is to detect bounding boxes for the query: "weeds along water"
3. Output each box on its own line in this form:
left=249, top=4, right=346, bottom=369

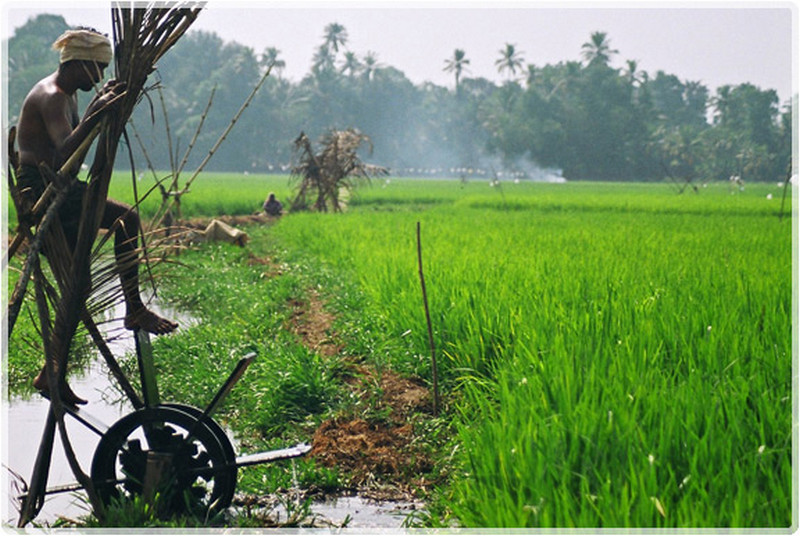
left=5, top=177, right=793, bottom=528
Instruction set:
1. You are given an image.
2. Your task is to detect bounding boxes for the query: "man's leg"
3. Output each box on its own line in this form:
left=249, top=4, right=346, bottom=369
left=101, top=198, right=178, bottom=335
left=32, top=184, right=89, bottom=405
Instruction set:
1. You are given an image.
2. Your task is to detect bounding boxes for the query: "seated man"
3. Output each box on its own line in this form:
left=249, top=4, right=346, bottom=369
left=263, top=192, right=283, bottom=216
left=15, top=28, right=178, bottom=405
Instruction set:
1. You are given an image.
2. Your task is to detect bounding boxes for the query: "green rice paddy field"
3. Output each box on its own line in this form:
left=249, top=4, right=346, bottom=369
left=6, top=173, right=796, bottom=528
left=269, top=178, right=794, bottom=528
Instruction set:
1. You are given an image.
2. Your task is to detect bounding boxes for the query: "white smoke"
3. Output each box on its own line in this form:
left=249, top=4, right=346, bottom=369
left=477, top=154, right=566, bottom=183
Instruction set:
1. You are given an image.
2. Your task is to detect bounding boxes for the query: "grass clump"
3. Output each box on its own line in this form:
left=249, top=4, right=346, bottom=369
left=150, top=239, right=342, bottom=435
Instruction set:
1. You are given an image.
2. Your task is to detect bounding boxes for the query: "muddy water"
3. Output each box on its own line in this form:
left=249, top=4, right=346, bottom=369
left=2, top=301, right=197, bottom=526
left=263, top=493, right=425, bottom=528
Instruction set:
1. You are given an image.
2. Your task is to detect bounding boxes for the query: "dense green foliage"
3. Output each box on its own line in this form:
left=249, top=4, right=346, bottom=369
left=6, top=15, right=793, bottom=182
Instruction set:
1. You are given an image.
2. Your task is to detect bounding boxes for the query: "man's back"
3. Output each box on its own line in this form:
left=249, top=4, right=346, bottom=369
left=17, top=72, right=79, bottom=170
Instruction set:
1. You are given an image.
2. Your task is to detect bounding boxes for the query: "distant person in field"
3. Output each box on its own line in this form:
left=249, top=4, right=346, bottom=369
left=263, top=192, right=283, bottom=216
left=15, top=28, right=178, bottom=405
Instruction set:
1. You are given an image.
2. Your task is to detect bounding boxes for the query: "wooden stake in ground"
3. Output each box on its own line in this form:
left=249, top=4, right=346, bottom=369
left=416, top=221, right=440, bottom=416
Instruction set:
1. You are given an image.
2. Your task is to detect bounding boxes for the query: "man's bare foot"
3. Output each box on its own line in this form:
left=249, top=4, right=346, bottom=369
left=124, top=307, right=178, bottom=335
left=33, top=368, right=88, bottom=406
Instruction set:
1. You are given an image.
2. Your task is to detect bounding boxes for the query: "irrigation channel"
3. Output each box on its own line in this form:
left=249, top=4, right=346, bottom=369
left=3, top=300, right=421, bottom=528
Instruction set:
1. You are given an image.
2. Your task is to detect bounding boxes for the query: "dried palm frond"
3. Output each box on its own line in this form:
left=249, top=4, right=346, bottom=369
left=290, top=128, right=388, bottom=212
left=14, top=4, right=202, bottom=526
left=43, top=3, right=202, bottom=395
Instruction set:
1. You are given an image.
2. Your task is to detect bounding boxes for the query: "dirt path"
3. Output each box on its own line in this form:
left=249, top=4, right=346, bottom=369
left=184, top=223, right=437, bottom=502
left=284, top=287, right=433, bottom=499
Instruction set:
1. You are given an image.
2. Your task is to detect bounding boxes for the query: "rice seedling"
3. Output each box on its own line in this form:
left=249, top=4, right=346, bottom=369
left=266, top=178, right=793, bottom=527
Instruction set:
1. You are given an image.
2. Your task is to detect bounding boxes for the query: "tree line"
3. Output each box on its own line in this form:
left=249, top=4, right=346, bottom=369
left=7, top=14, right=794, bottom=183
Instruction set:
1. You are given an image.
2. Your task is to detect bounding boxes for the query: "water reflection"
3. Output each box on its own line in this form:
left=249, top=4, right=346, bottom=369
left=306, top=494, right=423, bottom=528
left=2, top=300, right=197, bottom=526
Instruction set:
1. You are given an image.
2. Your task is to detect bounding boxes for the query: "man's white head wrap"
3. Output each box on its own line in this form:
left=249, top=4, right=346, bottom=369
left=52, top=29, right=112, bottom=65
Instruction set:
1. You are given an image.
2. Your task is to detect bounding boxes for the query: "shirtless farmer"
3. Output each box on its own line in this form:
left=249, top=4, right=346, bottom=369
left=16, top=28, right=178, bottom=405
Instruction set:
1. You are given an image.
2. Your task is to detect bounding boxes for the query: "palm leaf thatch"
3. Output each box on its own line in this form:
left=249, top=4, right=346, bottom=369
left=291, top=128, right=388, bottom=212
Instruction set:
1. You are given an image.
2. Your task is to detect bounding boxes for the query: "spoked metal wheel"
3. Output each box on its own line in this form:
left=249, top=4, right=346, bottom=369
left=90, top=405, right=237, bottom=517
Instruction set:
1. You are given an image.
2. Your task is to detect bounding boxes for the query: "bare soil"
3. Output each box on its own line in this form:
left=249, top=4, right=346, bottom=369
left=282, top=272, right=434, bottom=498
left=286, top=290, right=339, bottom=357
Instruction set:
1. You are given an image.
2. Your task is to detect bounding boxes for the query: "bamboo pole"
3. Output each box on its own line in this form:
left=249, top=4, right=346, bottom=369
left=416, top=221, right=440, bottom=416
left=16, top=405, right=57, bottom=526
left=16, top=260, right=56, bottom=527
left=158, top=88, right=177, bottom=179
left=182, top=65, right=273, bottom=190
left=37, top=262, right=106, bottom=522
left=5, top=186, right=71, bottom=337
left=175, top=86, right=216, bottom=179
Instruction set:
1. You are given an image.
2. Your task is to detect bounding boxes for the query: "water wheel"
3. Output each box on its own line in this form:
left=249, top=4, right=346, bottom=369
left=90, top=404, right=237, bottom=517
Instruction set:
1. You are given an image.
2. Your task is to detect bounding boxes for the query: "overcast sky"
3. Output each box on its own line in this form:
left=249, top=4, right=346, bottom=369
left=2, top=0, right=797, bottom=103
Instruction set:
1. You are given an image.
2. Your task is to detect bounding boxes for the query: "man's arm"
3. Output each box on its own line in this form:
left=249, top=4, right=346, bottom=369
left=82, top=80, right=126, bottom=123
left=42, top=81, right=125, bottom=170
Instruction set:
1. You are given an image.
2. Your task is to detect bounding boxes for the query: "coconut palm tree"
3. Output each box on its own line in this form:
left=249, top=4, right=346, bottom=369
left=361, top=51, right=383, bottom=82
left=711, top=85, right=732, bottom=125
left=260, top=46, right=285, bottom=76
left=525, top=64, right=537, bottom=86
left=683, top=80, right=710, bottom=126
left=323, top=22, right=348, bottom=54
left=340, top=51, right=361, bottom=77
left=495, top=43, right=525, bottom=80
left=444, top=48, right=470, bottom=91
left=623, top=59, right=644, bottom=86
left=312, top=44, right=336, bottom=73
left=580, top=31, right=618, bottom=67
